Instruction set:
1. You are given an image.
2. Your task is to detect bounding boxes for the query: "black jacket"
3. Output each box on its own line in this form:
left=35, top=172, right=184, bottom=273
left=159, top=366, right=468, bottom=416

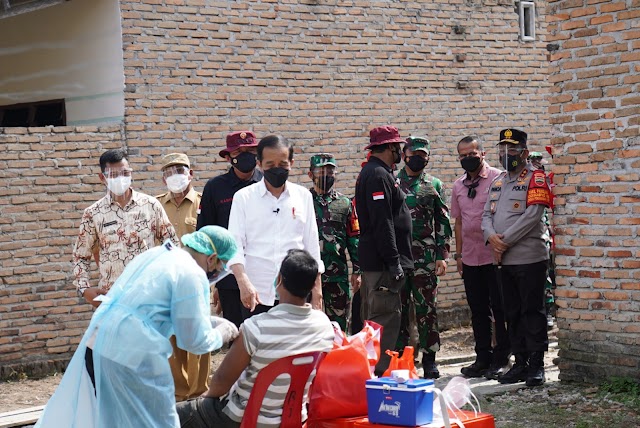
left=196, top=167, right=262, bottom=289
left=355, top=156, right=414, bottom=272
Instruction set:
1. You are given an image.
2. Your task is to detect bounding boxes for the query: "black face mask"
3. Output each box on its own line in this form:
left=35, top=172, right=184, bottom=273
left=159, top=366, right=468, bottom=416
left=460, top=156, right=482, bottom=173
left=231, top=152, right=257, bottom=173
left=314, top=175, right=335, bottom=192
left=405, top=155, right=428, bottom=172
left=264, top=167, right=289, bottom=188
left=501, top=154, right=522, bottom=172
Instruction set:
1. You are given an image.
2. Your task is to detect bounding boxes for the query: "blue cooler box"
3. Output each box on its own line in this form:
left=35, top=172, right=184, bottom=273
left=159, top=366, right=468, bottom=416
left=365, top=377, right=434, bottom=426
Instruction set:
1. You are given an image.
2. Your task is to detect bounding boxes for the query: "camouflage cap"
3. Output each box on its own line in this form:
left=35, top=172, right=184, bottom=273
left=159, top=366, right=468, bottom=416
left=309, top=153, right=337, bottom=170
left=404, top=136, right=431, bottom=153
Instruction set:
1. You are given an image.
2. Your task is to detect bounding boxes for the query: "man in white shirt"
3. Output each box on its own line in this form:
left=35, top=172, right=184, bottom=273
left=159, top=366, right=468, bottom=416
left=227, top=135, right=324, bottom=319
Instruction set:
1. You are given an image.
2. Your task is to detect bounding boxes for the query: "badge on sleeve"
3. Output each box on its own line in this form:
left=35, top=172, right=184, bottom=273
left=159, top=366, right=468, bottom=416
left=526, top=170, right=552, bottom=207
left=372, top=192, right=385, bottom=201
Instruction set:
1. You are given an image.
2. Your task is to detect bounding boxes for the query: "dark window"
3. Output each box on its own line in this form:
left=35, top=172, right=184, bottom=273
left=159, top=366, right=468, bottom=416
left=1, top=0, right=65, bottom=19
left=0, top=100, right=66, bottom=127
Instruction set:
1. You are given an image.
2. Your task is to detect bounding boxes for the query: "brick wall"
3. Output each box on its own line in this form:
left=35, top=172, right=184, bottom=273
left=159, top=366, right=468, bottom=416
left=0, top=0, right=551, bottom=375
left=0, top=126, right=124, bottom=378
left=547, top=0, right=640, bottom=381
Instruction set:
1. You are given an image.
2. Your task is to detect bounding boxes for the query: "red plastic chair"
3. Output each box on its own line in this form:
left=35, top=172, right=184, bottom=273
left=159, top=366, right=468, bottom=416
left=240, top=351, right=327, bottom=428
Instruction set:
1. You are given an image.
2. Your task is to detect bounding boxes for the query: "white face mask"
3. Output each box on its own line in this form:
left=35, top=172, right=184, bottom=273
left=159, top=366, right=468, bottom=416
left=166, top=173, right=190, bottom=193
left=106, top=176, right=131, bottom=196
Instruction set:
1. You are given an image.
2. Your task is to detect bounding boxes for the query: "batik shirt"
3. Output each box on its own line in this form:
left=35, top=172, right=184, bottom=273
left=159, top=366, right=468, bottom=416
left=73, top=189, right=178, bottom=291
left=311, top=188, right=360, bottom=284
left=397, top=168, right=452, bottom=270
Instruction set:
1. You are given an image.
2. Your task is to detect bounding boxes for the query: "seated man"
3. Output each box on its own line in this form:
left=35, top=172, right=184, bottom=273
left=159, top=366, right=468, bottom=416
left=178, top=249, right=335, bottom=428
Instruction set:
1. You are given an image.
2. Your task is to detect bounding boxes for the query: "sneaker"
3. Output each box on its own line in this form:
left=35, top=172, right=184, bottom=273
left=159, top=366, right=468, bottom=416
left=484, top=362, right=510, bottom=380
left=460, top=361, right=490, bottom=378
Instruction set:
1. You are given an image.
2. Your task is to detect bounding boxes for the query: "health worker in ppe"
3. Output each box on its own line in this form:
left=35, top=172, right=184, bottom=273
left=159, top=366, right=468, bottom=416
left=36, top=225, right=240, bottom=428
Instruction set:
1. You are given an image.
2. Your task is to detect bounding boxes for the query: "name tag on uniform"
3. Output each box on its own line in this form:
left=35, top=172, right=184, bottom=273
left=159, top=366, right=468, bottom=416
left=103, top=220, right=117, bottom=228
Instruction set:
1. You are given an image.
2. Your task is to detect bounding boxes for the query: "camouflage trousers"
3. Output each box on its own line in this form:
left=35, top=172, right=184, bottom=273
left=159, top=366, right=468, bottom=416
left=323, top=280, right=351, bottom=332
left=396, top=271, right=440, bottom=354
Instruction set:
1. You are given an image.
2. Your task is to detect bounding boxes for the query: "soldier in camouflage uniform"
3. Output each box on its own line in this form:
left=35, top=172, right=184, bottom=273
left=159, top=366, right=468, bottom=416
left=396, top=137, right=452, bottom=379
left=308, top=154, right=361, bottom=332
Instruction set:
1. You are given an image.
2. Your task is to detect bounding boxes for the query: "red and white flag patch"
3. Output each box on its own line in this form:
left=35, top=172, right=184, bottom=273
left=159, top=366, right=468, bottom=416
left=372, top=192, right=384, bottom=201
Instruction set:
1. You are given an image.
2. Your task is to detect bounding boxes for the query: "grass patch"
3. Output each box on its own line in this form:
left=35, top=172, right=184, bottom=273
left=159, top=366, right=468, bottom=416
left=598, top=376, right=640, bottom=412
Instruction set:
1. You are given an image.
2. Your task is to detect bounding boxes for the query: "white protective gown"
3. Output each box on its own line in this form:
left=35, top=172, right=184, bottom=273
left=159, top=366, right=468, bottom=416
left=36, top=241, right=222, bottom=428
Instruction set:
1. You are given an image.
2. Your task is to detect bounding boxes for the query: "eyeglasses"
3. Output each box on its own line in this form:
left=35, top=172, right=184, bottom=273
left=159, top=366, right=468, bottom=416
left=104, top=168, right=133, bottom=178
left=162, top=166, right=189, bottom=178
left=498, top=148, right=524, bottom=156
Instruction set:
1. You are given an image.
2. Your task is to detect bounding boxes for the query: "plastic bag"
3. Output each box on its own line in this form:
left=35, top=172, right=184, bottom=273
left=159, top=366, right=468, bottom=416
left=308, top=321, right=382, bottom=420
left=431, top=376, right=482, bottom=428
left=381, top=346, right=420, bottom=379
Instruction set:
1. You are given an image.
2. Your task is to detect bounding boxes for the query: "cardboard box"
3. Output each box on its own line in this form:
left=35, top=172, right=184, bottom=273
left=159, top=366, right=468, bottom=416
left=365, top=377, right=434, bottom=426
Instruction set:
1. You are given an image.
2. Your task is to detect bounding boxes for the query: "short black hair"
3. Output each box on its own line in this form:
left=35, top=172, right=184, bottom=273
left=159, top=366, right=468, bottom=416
left=257, top=135, right=294, bottom=162
left=370, top=143, right=393, bottom=154
left=99, top=149, right=128, bottom=173
left=457, top=136, right=483, bottom=152
left=279, top=249, right=318, bottom=299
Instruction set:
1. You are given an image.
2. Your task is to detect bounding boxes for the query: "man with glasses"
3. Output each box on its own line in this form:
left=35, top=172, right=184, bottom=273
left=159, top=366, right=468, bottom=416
left=396, top=136, right=452, bottom=379
left=452, top=136, right=510, bottom=380
left=308, top=154, right=361, bottom=333
left=481, top=129, right=552, bottom=387
left=156, top=153, right=211, bottom=402
left=72, top=148, right=178, bottom=306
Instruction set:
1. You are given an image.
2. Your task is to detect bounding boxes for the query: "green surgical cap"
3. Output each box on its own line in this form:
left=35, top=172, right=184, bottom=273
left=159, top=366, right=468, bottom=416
left=181, top=225, right=238, bottom=261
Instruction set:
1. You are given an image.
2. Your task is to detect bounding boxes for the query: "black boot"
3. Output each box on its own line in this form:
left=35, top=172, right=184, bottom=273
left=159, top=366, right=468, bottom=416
left=461, top=360, right=490, bottom=378
left=498, top=353, right=528, bottom=384
left=422, top=352, right=440, bottom=379
left=525, top=352, right=545, bottom=387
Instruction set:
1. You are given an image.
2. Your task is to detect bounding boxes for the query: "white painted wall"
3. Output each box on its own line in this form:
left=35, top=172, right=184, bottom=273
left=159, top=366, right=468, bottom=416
left=0, top=0, right=124, bottom=125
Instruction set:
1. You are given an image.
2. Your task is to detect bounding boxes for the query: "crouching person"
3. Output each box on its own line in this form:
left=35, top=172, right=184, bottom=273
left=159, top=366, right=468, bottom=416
left=36, top=226, right=240, bottom=428
left=177, top=249, right=335, bottom=428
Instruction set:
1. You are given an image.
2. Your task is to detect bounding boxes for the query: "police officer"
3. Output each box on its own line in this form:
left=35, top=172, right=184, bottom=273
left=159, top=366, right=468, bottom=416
left=481, top=129, right=552, bottom=387
left=396, top=136, right=452, bottom=379
left=197, top=131, right=262, bottom=327
left=355, top=125, right=414, bottom=375
left=308, top=154, right=361, bottom=332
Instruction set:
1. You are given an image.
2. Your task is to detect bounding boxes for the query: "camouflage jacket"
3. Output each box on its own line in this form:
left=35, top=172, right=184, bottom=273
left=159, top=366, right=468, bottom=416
left=311, top=188, right=361, bottom=283
left=397, top=168, right=452, bottom=268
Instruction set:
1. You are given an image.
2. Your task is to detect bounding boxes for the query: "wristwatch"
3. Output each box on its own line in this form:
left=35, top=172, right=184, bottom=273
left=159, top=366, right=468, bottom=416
left=453, top=253, right=462, bottom=261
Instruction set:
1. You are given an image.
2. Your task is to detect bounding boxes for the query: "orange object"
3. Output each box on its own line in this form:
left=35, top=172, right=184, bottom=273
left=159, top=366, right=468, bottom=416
left=308, top=321, right=382, bottom=420
left=352, top=410, right=495, bottom=428
left=382, top=346, right=420, bottom=379
left=307, top=416, right=369, bottom=428
left=240, top=351, right=326, bottom=428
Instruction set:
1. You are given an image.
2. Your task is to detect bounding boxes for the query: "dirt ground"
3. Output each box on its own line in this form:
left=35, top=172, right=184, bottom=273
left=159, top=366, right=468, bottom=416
left=3, top=326, right=639, bottom=428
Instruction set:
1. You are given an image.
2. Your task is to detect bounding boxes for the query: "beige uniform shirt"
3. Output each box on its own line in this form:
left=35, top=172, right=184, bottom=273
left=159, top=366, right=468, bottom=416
left=156, top=187, right=201, bottom=239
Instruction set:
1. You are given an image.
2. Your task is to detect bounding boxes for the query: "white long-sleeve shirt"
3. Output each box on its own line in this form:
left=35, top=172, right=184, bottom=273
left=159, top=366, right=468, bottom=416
left=227, top=179, right=324, bottom=306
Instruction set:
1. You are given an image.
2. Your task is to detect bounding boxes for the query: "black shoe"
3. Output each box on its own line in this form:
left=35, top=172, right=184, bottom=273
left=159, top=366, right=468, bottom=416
left=525, top=351, right=545, bottom=387
left=525, top=366, right=545, bottom=387
left=422, top=353, right=440, bottom=379
left=484, top=362, right=510, bottom=380
left=498, top=363, right=528, bottom=384
left=460, top=361, right=490, bottom=378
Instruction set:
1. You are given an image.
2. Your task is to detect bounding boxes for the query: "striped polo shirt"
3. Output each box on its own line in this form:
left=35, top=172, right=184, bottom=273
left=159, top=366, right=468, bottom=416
left=223, top=303, right=334, bottom=427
